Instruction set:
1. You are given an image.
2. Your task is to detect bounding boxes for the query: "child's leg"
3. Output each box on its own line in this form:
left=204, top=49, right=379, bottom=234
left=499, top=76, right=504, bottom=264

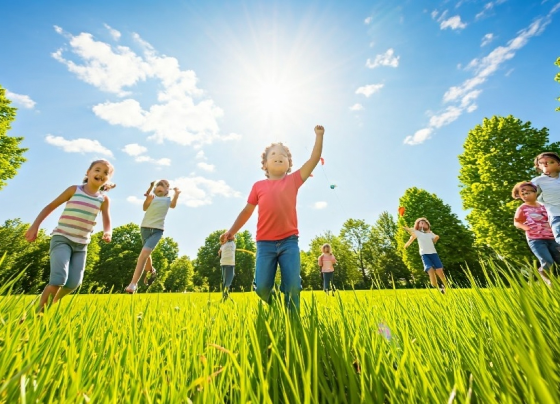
left=550, top=216, right=560, bottom=245
left=277, top=236, right=302, bottom=311
left=40, top=236, right=72, bottom=312
left=435, top=269, right=448, bottom=288
left=130, top=248, right=152, bottom=285
left=38, top=285, right=61, bottom=312
left=254, top=241, right=278, bottom=304
left=528, top=239, right=554, bottom=284
left=426, top=269, right=438, bottom=288
left=54, top=243, right=87, bottom=303
left=145, top=254, right=154, bottom=273
left=322, top=272, right=328, bottom=292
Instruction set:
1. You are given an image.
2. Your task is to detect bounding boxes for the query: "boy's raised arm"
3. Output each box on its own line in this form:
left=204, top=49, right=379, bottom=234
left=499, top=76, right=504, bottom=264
left=300, top=125, right=324, bottom=181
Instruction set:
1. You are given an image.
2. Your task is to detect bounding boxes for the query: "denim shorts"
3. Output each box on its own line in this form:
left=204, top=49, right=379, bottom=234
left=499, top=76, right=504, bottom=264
left=141, top=227, right=164, bottom=250
left=549, top=216, right=560, bottom=244
left=527, top=238, right=560, bottom=270
left=49, top=235, right=88, bottom=289
left=421, top=253, right=443, bottom=272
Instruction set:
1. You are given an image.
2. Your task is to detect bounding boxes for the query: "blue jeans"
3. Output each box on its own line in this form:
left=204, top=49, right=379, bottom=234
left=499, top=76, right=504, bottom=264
left=254, top=235, right=302, bottom=310
left=322, top=272, right=334, bottom=291
left=49, top=235, right=88, bottom=289
left=550, top=216, right=560, bottom=244
left=221, top=265, right=235, bottom=290
left=527, top=238, right=560, bottom=270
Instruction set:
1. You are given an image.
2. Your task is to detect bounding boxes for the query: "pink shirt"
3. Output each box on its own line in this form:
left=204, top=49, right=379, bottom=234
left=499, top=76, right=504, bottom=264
left=318, top=253, right=337, bottom=272
left=248, top=170, right=304, bottom=241
left=515, top=203, right=554, bottom=240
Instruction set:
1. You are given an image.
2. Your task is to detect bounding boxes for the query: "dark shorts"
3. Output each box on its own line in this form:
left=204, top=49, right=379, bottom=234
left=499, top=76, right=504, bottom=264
left=421, top=253, right=443, bottom=271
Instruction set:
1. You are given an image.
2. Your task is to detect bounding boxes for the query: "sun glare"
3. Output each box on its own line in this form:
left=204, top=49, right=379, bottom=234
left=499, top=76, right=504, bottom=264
left=256, top=81, right=292, bottom=116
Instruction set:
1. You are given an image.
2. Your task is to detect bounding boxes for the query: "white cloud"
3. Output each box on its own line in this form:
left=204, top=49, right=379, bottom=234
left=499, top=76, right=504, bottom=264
left=481, top=33, right=494, bottom=47
left=355, top=84, right=384, bottom=97
left=405, top=4, right=558, bottom=145
left=5, top=90, right=36, bottom=109
left=173, top=176, right=241, bottom=207
left=127, top=196, right=144, bottom=205
left=53, top=27, right=228, bottom=147
left=349, top=103, right=364, bottom=111
left=197, top=162, right=215, bottom=172
left=195, top=151, right=206, bottom=160
left=431, top=10, right=439, bottom=19
left=135, top=156, right=171, bottom=166
left=366, top=48, right=399, bottom=68
left=440, top=15, right=467, bottom=30
left=475, top=1, right=507, bottom=20
left=122, top=143, right=147, bottom=156
left=45, top=134, right=114, bottom=157
left=104, top=23, right=121, bottom=41
left=313, top=201, right=328, bottom=209
left=364, top=17, right=372, bottom=24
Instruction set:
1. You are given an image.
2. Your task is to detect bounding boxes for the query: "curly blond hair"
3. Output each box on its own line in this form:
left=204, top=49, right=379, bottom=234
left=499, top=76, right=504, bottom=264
left=261, top=143, right=293, bottom=178
left=413, top=217, right=431, bottom=231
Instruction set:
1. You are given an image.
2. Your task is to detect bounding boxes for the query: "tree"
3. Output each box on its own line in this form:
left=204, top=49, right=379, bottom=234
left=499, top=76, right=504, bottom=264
left=458, top=115, right=560, bottom=262
left=0, top=85, right=27, bottom=191
left=231, top=230, right=256, bottom=292
left=555, top=57, right=560, bottom=111
left=364, top=212, right=411, bottom=288
left=164, top=255, right=194, bottom=292
left=340, top=219, right=371, bottom=286
left=397, top=188, right=480, bottom=286
left=194, top=230, right=223, bottom=291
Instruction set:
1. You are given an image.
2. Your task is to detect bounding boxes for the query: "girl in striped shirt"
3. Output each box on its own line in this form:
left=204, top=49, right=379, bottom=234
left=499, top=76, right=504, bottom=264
left=25, top=159, right=115, bottom=312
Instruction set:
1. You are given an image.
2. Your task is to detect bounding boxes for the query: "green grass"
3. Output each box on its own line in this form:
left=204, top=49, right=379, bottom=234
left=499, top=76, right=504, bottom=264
left=1, top=267, right=559, bottom=403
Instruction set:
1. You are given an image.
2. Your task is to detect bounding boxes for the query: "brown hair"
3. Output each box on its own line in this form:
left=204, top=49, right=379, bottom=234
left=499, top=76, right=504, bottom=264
left=83, top=159, right=116, bottom=192
left=413, top=217, right=431, bottom=231
left=261, top=143, right=293, bottom=178
left=534, top=152, right=560, bottom=173
left=322, top=243, right=332, bottom=253
left=511, top=181, right=537, bottom=199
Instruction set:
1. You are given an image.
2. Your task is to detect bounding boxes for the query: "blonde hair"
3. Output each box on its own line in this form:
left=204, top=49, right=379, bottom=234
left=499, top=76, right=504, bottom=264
left=322, top=243, right=332, bottom=253
left=261, top=143, right=293, bottom=178
left=83, top=159, right=116, bottom=192
left=413, top=217, right=431, bottom=231
left=511, top=181, right=537, bottom=199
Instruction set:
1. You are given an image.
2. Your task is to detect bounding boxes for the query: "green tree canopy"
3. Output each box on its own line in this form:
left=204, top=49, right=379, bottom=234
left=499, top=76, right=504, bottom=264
left=0, top=85, right=27, bottom=190
left=458, top=115, right=560, bottom=262
left=397, top=187, right=480, bottom=286
left=555, top=57, right=560, bottom=111
left=164, top=255, right=194, bottom=292
left=340, top=219, right=371, bottom=287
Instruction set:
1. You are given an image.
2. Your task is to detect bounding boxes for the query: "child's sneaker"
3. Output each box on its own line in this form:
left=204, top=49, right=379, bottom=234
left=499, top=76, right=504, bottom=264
left=125, top=283, right=137, bottom=294
left=147, top=268, right=157, bottom=286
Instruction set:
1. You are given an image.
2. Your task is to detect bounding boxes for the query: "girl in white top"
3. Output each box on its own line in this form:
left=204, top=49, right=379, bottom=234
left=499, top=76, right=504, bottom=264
left=403, top=217, right=448, bottom=293
left=125, top=180, right=180, bottom=293
left=218, top=238, right=236, bottom=300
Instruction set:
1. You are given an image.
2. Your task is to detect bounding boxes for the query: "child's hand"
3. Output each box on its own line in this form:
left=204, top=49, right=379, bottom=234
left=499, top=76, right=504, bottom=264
left=25, top=226, right=38, bottom=242
left=102, top=232, right=112, bottom=243
left=314, top=125, right=325, bottom=136
left=173, top=187, right=181, bottom=195
left=220, top=231, right=234, bottom=243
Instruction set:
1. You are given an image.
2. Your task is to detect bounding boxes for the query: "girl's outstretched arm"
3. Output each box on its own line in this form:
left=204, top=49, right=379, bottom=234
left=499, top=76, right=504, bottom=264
left=100, top=195, right=112, bottom=242
left=402, top=226, right=415, bottom=235
left=143, top=194, right=155, bottom=211
left=170, top=188, right=181, bottom=208
left=144, top=181, right=155, bottom=197
left=300, top=125, right=324, bottom=181
left=25, top=186, right=77, bottom=242
left=221, top=203, right=256, bottom=242
left=403, top=235, right=416, bottom=249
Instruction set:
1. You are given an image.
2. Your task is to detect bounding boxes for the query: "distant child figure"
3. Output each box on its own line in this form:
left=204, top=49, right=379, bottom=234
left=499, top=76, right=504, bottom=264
left=125, top=180, right=180, bottom=293
left=220, top=125, right=325, bottom=311
left=218, top=237, right=236, bottom=300
left=532, top=152, right=560, bottom=244
left=318, top=243, right=337, bottom=295
left=25, top=159, right=115, bottom=312
left=512, top=181, right=558, bottom=285
left=403, top=218, right=448, bottom=293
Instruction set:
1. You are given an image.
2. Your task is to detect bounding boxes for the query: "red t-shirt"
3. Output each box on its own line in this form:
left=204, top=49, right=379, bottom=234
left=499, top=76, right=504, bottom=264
left=515, top=203, right=554, bottom=240
left=247, top=170, right=304, bottom=241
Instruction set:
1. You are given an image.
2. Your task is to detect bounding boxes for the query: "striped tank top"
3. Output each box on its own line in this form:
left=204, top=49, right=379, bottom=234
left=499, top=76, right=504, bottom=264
left=51, top=185, right=105, bottom=244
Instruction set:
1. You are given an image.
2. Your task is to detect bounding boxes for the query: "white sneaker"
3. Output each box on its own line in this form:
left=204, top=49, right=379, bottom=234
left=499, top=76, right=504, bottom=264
left=125, top=283, right=137, bottom=294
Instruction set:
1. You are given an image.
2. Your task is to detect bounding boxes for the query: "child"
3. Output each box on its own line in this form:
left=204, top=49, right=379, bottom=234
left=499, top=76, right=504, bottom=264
left=532, top=152, right=560, bottom=244
left=512, top=181, right=558, bottom=285
left=125, top=180, right=181, bottom=293
left=218, top=237, right=236, bottom=300
left=318, top=243, right=337, bottom=295
left=403, top=217, right=448, bottom=293
left=25, top=159, right=115, bottom=311
left=220, top=125, right=325, bottom=311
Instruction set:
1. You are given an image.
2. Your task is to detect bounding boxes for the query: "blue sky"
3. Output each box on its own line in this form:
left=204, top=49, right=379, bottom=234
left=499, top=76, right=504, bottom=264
left=1, top=0, right=559, bottom=258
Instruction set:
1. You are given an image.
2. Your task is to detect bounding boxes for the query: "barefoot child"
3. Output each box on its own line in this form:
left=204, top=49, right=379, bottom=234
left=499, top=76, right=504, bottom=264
left=512, top=181, right=559, bottom=285
left=125, top=180, right=180, bottom=293
left=318, top=243, right=337, bottom=295
left=25, top=159, right=115, bottom=311
left=221, top=125, right=325, bottom=311
left=218, top=237, right=236, bottom=300
left=403, top=217, right=448, bottom=293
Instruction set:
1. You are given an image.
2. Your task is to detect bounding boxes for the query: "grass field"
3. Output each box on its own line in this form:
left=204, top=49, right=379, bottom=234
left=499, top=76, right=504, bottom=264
left=1, top=268, right=559, bottom=403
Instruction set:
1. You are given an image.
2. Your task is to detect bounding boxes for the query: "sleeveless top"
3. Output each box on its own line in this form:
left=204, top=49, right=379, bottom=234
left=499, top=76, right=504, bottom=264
left=141, top=196, right=171, bottom=230
left=51, top=185, right=105, bottom=244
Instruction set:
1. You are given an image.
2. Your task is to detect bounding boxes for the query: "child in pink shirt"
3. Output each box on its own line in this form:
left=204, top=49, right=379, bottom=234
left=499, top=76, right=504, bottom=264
left=318, top=243, right=337, bottom=295
left=221, top=125, right=325, bottom=311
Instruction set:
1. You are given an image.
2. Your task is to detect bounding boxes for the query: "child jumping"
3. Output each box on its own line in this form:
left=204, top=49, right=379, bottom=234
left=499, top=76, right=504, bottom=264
left=318, top=243, right=337, bottom=295
left=220, top=125, right=325, bottom=311
left=532, top=152, right=560, bottom=244
left=25, top=159, right=115, bottom=312
left=512, top=181, right=559, bottom=285
left=125, top=180, right=180, bottom=293
left=218, top=237, right=236, bottom=300
left=403, top=217, right=448, bottom=293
